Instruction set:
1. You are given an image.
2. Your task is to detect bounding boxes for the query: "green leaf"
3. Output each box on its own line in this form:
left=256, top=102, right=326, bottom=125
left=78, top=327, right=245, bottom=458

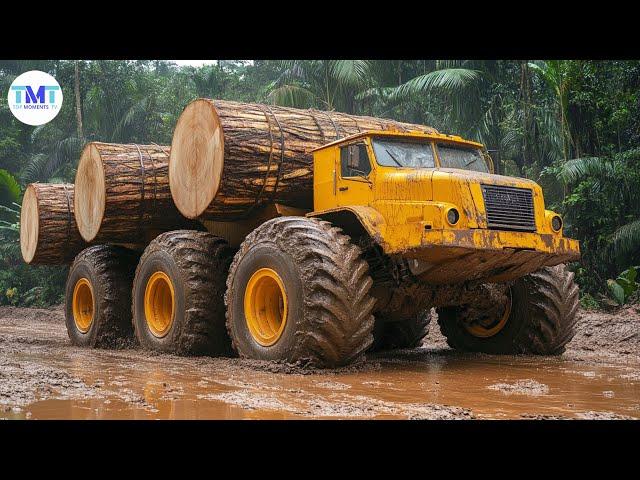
left=329, top=60, right=371, bottom=87
left=607, top=279, right=626, bottom=305
left=0, top=169, right=21, bottom=205
left=611, top=220, right=640, bottom=262
left=266, top=84, right=316, bottom=108
left=618, top=266, right=637, bottom=284
left=615, top=278, right=635, bottom=297
left=393, top=68, right=482, bottom=100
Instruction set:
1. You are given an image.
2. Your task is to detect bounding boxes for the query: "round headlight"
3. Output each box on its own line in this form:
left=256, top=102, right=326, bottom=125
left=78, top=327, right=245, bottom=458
left=551, top=215, right=563, bottom=232
left=447, top=208, right=460, bottom=225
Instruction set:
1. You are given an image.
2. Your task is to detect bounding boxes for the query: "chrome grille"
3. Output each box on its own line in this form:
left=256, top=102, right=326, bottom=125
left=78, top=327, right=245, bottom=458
left=481, top=184, right=535, bottom=231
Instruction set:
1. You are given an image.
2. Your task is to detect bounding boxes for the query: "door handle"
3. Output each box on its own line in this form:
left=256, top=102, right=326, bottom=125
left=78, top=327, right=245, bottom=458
left=339, top=186, right=349, bottom=192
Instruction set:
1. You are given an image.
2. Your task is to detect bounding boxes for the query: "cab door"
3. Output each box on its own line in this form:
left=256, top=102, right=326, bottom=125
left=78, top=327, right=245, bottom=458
left=336, top=142, right=375, bottom=208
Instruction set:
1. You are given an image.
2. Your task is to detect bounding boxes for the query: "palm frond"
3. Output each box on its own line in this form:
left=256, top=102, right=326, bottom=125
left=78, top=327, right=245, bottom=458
left=22, top=153, right=51, bottom=183
left=393, top=68, right=482, bottom=100
left=610, top=219, right=640, bottom=261
left=0, top=204, right=20, bottom=216
left=354, top=86, right=395, bottom=101
left=528, top=61, right=556, bottom=92
left=273, top=61, right=307, bottom=86
left=113, top=96, right=153, bottom=141
left=22, top=135, right=83, bottom=183
left=558, top=157, right=613, bottom=184
left=29, top=125, right=47, bottom=144
left=266, top=84, right=316, bottom=108
left=329, top=60, right=371, bottom=87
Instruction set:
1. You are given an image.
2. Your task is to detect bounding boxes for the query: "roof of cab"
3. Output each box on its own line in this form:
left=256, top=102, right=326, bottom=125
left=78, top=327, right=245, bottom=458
left=310, top=129, right=484, bottom=152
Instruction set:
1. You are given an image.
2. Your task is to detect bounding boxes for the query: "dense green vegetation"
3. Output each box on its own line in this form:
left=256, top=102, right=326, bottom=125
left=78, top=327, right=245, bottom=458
left=0, top=60, right=638, bottom=307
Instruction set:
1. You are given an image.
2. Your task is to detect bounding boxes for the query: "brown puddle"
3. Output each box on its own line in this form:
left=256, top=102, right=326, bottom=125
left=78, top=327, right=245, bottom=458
left=5, top=349, right=639, bottom=420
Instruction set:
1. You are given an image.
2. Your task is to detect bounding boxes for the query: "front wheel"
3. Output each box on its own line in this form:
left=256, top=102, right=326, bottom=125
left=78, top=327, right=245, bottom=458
left=225, top=217, right=376, bottom=368
left=438, top=264, right=579, bottom=355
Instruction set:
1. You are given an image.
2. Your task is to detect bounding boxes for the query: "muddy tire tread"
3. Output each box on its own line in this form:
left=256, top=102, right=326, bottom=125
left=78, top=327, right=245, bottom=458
left=438, top=264, right=579, bottom=355
left=67, top=245, right=138, bottom=347
left=225, top=217, right=376, bottom=367
left=371, top=311, right=431, bottom=351
left=133, top=230, right=234, bottom=355
left=515, top=265, right=580, bottom=354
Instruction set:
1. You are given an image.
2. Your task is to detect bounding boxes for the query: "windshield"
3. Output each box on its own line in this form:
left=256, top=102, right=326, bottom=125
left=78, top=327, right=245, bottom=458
left=437, top=144, right=488, bottom=173
left=372, top=138, right=435, bottom=168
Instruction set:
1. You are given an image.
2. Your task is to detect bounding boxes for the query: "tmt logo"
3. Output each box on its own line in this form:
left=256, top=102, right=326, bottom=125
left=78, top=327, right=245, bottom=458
left=11, top=85, right=61, bottom=105
left=7, top=70, right=64, bottom=126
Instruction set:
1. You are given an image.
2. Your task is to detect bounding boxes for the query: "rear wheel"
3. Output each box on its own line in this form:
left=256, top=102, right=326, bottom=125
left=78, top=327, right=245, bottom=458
left=371, top=311, right=431, bottom=351
left=132, top=230, right=234, bottom=355
left=225, top=217, right=376, bottom=368
left=65, top=245, right=138, bottom=348
left=438, top=264, right=579, bottom=354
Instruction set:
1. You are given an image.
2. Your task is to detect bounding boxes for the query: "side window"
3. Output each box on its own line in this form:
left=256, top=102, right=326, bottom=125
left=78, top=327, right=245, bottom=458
left=340, top=143, right=371, bottom=178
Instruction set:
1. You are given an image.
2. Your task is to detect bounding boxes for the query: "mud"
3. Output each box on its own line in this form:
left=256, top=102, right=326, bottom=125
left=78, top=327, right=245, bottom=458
left=0, top=305, right=638, bottom=420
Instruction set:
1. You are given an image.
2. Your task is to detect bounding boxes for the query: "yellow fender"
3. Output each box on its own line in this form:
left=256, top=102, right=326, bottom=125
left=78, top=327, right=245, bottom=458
left=308, top=206, right=387, bottom=245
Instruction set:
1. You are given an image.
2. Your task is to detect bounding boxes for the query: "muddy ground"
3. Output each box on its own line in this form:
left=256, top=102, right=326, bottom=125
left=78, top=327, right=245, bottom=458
left=0, top=305, right=638, bottom=419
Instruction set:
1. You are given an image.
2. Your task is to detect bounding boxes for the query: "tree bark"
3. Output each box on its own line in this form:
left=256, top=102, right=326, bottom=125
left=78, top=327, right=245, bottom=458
left=169, top=98, right=438, bottom=220
left=20, top=183, right=87, bottom=265
left=74, top=142, right=197, bottom=244
left=74, top=60, right=84, bottom=140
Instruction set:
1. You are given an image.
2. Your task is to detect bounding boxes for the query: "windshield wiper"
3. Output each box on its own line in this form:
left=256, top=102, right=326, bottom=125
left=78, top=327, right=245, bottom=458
left=385, top=148, right=404, bottom=167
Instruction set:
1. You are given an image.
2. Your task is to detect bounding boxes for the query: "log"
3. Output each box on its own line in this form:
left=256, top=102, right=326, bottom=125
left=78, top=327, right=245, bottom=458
left=74, top=142, right=196, bottom=244
left=20, top=183, right=86, bottom=265
left=169, top=99, right=438, bottom=220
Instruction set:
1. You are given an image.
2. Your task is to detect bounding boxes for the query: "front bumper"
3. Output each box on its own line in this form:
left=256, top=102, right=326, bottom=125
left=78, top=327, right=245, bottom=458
left=389, top=226, right=580, bottom=285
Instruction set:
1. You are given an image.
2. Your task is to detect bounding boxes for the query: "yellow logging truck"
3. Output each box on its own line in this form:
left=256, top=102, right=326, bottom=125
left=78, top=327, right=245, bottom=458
left=65, top=110, right=580, bottom=368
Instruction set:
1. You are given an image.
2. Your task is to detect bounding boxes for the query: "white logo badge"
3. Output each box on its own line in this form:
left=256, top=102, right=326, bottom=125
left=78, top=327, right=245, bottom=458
left=7, top=70, right=63, bottom=126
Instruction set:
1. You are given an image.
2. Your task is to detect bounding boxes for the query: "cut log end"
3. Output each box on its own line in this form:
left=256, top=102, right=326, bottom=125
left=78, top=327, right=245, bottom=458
left=74, top=143, right=106, bottom=242
left=19, top=184, right=39, bottom=264
left=169, top=99, right=224, bottom=219
left=20, top=183, right=84, bottom=265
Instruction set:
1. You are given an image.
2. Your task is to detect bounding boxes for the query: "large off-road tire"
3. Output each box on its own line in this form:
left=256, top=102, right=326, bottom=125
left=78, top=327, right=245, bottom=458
left=65, top=245, right=139, bottom=348
left=225, top=217, right=376, bottom=368
left=371, top=311, right=431, bottom=351
left=438, top=264, right=579, bottom=355
left=132, top=230, right=234, bottom=356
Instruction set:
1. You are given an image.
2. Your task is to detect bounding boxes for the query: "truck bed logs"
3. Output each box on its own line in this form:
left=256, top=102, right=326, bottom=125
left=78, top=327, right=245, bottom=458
left=20, top=183, right=86, bottom=264
left=74, top=142, right=197, bottom=244
left=169, top=99, right=438, bottom=220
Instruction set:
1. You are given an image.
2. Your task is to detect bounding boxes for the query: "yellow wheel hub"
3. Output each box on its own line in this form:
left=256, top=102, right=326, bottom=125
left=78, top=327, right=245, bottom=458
left=144, top=271, right=175, bottom=338
left=244, top=268, right=288, bottom=346
left=465, top=291, right=512, bottom=338
left=72, top=278, right=94, bottom=333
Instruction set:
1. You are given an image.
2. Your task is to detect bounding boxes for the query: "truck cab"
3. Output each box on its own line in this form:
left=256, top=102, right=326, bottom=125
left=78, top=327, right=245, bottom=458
left=310, top=130, right=580, bottom=284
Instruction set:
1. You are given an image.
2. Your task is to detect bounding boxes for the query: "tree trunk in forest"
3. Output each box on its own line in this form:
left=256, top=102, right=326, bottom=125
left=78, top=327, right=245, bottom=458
left=169, top=98, right=438, bottom=220
left=74, top=61, right=83, bottom=140
left=74, top=142, right=197, bottom=244
left=20, top=183, right=86, bottom=265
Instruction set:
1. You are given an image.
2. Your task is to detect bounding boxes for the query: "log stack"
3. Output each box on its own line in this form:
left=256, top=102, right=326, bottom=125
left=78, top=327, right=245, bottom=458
left=20, top=183, right=86, bottom=264
left=19, top=99, right=438, bottom=265
left=169, top=99, right=438, bottom=220
left=73, top=142, right=197, bottom=244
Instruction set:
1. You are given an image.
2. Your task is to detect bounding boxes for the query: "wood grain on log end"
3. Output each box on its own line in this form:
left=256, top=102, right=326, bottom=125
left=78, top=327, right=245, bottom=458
left=20, top=184, right=39, bottom=263
left=169, top=99, right=224, bottom=219
left=74, top=143, right=106, bottom=242
left=20, top=183, right=85, bottom=265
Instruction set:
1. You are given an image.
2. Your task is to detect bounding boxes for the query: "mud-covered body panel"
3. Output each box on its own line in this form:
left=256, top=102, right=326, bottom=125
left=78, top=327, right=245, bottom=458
left=311, top=130, right=580, bottom=285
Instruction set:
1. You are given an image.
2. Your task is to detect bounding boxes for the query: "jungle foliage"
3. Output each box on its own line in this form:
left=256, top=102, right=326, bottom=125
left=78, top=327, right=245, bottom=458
left=0, top=60, right=638, bottom=306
